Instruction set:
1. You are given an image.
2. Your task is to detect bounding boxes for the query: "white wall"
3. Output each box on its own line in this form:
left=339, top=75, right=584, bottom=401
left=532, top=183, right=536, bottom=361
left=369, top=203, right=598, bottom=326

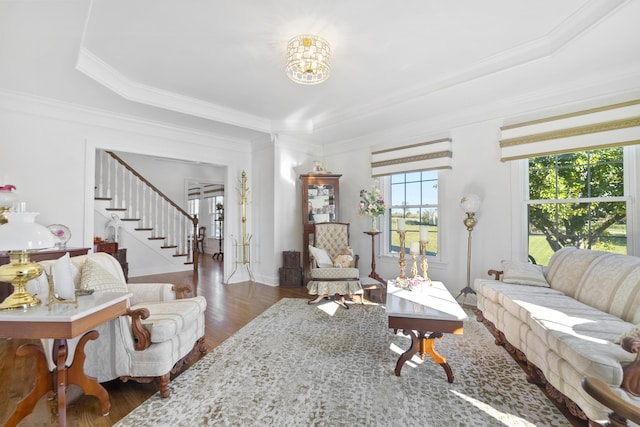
left=0, top=91, right=253, bottom=279
left=2, top=88, right=639, bottom=290
left=320, top=120, right=511, bottom=298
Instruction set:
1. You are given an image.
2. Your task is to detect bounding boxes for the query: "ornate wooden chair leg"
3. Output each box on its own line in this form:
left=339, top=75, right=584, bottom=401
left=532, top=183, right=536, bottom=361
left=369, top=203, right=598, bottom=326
left=157, top=373, right=171, bottom=398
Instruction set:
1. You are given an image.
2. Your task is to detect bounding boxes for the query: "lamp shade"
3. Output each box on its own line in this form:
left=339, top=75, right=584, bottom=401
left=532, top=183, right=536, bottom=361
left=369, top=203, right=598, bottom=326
left=0, top=212, right=54, bottom=251
left=460, top=194, right=481, bottom=214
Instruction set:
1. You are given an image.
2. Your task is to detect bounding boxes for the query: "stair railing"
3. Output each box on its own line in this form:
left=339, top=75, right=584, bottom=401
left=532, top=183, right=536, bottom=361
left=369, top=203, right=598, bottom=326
left=95, top=150, right=200, bottom=272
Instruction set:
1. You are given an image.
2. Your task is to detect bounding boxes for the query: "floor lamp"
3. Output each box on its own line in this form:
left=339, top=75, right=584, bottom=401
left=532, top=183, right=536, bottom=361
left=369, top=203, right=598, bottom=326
left=456, top=194, right=481, bottom=306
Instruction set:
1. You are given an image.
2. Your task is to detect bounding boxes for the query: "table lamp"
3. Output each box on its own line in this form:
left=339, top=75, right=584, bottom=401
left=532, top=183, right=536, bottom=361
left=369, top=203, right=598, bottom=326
left=0, top=212, right=54, bottom=310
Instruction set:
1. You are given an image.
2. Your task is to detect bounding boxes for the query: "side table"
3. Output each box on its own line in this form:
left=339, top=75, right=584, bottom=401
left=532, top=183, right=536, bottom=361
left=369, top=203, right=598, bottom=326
left=0, top=291, right=131, bottom=427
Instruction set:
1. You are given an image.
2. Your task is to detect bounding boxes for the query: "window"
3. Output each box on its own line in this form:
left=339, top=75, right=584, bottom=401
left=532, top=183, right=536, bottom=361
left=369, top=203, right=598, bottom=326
left=207, top=195, right=224, bottom=239
left=527, top=147, right=627, bottom=265
left=187, top=198, right=199, bottom=217
left=386, top=171, right=439, bottom=256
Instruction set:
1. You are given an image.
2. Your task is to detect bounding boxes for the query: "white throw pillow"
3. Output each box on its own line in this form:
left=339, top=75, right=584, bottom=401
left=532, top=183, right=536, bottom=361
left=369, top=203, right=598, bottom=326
left=52, top=253, right=75, bottom=300
left=501, top=260, right=549, bottom=287
left=80, top=258, right=128, bottom=293
left=308, top=245, right=333, bottom=268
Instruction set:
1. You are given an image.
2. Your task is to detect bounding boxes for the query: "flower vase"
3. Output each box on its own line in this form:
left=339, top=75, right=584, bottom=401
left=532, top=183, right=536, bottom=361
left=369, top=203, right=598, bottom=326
left=370, top=216, right=378, bottom=232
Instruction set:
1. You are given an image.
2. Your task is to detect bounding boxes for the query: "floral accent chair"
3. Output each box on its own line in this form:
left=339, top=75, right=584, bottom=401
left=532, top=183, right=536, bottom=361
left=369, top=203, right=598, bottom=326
left=307, top=222, right=362, bottom=307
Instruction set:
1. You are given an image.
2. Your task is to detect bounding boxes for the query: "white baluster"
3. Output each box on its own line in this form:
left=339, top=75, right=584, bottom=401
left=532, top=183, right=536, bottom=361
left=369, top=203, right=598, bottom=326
left=106, top=154, right=112, bottom=201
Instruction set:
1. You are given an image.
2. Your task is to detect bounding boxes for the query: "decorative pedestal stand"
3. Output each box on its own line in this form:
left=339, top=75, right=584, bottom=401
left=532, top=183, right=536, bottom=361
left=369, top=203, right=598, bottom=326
left=363, top=231, right=384, bottom=283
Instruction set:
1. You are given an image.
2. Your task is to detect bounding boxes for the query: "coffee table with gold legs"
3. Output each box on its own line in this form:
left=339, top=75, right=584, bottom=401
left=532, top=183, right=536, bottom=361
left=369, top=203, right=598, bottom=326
left=386, top=281, right=467, bottom=382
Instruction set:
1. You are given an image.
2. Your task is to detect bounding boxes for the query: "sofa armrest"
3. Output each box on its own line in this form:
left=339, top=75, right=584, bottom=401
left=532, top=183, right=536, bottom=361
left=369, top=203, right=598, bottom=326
left=622, top=337, right=640, bottom=397
left=127, top=307, right=151, bottom=351
left=487, top=269, right=503, bottom=280
left=582, top=377, right=640, bottom=425
left=127, top=282, right=178, bottom=305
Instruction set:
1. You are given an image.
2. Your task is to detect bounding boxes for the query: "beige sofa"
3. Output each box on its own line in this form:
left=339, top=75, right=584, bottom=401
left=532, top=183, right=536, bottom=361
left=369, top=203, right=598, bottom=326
left=473, top=247, right=640, bottom=424
left=27, top=252, right=207, bottom=398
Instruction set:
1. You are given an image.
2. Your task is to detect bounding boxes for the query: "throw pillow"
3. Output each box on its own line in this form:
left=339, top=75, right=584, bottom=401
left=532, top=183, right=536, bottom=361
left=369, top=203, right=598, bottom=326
left=501, top=260, right=549, bottom=287
left=80, top=258, right=128, bottom=293
left=615, top=324, right=640, bottom=344
left=308, top=245, right=333, bottom=268
left=52, top=253, right=75, bottom=300
left=333, top=254, right=353, bottom=268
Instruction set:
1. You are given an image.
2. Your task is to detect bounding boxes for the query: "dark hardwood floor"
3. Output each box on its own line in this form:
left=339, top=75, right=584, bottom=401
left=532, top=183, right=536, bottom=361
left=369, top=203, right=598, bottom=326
left=0, top=255, right=308, bottom=426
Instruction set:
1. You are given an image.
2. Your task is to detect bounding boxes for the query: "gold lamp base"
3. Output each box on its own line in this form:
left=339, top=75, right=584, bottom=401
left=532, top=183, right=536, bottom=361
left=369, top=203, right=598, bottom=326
left=0, top=251, right=43, bottom=311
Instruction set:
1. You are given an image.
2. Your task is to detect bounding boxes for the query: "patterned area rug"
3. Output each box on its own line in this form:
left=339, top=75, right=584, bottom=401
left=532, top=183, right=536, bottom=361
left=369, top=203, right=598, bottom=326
left=116, top=298, right=569, bottom=426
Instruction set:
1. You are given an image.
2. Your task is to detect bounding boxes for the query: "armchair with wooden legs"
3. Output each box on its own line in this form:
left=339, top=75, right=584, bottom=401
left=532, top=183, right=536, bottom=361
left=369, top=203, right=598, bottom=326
left=306, top=222, right=362, bottom=309
left=29, top=253, right=207, bottom=399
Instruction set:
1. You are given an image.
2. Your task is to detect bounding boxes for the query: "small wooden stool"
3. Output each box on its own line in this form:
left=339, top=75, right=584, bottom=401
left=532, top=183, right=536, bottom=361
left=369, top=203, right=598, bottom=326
left=359, top=276, right=386, bottom=303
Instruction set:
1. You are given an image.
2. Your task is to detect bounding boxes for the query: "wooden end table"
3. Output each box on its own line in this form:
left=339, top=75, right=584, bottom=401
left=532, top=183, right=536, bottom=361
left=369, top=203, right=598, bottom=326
left=0, top=291, right=131, bottom=427
left=386, top=281, right=467, bottom=382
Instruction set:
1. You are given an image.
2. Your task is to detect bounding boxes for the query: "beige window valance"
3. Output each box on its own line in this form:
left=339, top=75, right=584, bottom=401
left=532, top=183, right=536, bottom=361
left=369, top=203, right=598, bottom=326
left=499, top=99, right=640, bottom=161
left=371, top=138, right=452, bottom=177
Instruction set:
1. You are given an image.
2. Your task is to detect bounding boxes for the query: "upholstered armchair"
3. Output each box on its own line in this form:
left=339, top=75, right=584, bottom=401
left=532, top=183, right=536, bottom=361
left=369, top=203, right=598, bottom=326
left=29, top=252, right=207, bottom=398
left=307, top=222, right=362, bottom=307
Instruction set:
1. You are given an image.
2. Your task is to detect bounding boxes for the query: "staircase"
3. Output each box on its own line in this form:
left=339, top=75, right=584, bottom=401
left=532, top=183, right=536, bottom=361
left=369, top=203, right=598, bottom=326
left=94, top=150, right=200, bottom=274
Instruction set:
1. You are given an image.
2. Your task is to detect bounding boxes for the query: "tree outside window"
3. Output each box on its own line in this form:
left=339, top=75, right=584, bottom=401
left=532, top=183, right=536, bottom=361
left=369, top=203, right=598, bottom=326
left=527, top=147, right=626, bottom=265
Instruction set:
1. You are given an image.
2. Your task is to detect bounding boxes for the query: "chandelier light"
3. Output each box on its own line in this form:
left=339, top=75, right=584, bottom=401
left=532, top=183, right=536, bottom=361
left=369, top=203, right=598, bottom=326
left=286, top=34, right=331, bottom=85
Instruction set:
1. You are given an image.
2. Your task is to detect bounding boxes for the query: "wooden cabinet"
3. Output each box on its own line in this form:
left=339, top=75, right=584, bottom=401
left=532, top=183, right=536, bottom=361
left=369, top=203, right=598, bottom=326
left=95, top=242, right=128, bottom=281
left=279, top=251, right=302, bottom=287
left=300, top=173, right=341, bottom=283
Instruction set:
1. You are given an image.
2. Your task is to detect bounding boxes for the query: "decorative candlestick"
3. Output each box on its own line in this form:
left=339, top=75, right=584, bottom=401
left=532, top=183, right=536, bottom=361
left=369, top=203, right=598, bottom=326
left=410, top=253, right=418, bottom=278
left=396, top=230, right=406, bottom=281
left=409, top=241, right=420, bottom=278
left=420, top=241, right=432, bottom=285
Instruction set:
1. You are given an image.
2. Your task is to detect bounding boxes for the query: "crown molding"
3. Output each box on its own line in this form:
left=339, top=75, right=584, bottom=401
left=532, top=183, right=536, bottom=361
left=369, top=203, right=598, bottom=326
left=0, top=88, right=252, bottom=149
left=75, top=47, right=284, bottom=134
left=312, top=0, right=629, bottom=133
left=68, top=0, right=632, bottom=144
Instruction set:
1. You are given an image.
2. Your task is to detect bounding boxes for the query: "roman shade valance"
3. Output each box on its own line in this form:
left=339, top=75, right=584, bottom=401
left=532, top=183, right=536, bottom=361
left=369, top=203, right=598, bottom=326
left=499, top=100, right=640, bottom=161
left=370, top=138, right=452, bottom=177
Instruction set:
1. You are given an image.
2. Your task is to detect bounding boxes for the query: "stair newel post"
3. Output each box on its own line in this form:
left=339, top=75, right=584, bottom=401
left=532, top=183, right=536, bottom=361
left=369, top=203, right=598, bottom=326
left=192, top=215, right=199, bottom=269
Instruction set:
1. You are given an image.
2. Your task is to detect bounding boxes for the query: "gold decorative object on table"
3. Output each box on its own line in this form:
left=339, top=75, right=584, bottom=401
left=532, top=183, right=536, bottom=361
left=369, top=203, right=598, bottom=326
left=0, top=212, right=55, bottom=310
left=227, top=170, right=254, bottom=282
left=419, top=225, right=432, bottom=285
left=396, top=218, right=407, bottom=282
left=420, top=241, right=432, bottom=285
left=409, top=242, right=419, bottom=278
left=46, top=268, right=78, bottom=309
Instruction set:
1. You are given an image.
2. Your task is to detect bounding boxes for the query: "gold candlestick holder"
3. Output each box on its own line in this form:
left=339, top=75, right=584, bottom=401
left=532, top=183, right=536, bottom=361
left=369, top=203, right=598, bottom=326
left=396, top=231, right=406, bottom=281
left=410, top=253, right=418, bottom=278
left=420, top=241, right=432, bottom=285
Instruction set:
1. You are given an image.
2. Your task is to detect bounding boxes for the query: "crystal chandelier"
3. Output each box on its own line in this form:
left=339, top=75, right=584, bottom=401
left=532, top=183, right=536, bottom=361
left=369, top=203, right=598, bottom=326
left=286, top=35, right=331, bottom=85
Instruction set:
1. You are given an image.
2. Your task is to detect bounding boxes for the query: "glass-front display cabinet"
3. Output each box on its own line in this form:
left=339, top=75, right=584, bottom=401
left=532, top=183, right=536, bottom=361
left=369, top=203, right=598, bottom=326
left=300, top=173, right=341, bottom=283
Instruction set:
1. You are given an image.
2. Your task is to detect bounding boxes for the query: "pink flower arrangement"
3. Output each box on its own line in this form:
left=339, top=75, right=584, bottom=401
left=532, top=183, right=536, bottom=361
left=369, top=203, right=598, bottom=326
left=358, top=185, right=386, bottom=217
left=0, top=184, right=16, bottom=192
